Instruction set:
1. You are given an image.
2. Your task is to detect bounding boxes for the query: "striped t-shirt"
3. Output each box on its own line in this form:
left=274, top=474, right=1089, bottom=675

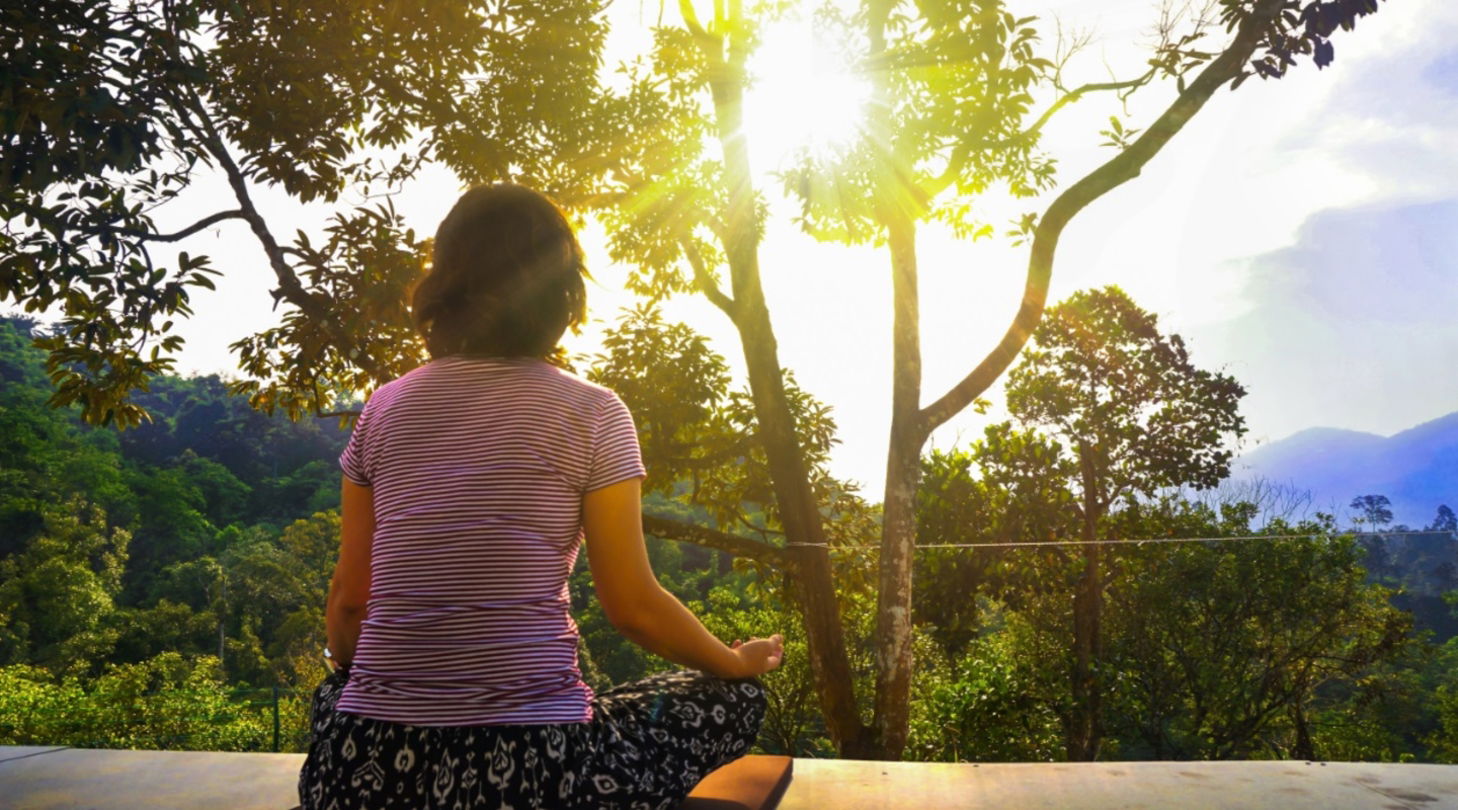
left=334, top=355, right=646, bottom=726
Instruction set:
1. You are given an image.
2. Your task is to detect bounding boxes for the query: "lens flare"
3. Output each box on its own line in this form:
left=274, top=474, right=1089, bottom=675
left=744, top=16, right=871, bottom=170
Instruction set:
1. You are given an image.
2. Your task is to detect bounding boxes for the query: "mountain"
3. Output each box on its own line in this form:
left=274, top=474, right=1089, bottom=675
left=1234, top=412, right=1458, bottom=528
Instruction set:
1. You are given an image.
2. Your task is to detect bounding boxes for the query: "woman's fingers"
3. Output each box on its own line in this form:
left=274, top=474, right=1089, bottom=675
left=726, top=634, right=786, bottom=676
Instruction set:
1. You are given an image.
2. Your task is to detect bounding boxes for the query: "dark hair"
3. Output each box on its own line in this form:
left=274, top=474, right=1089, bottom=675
left=411, top=184, right=587, bottom=359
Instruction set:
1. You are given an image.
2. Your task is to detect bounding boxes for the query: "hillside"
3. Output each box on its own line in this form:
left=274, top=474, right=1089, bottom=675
left=1235, top=412, right=1458, bottom=527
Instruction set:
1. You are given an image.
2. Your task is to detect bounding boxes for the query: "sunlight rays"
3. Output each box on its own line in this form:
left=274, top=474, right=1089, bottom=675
left=743, top=15, right=873, bottom=171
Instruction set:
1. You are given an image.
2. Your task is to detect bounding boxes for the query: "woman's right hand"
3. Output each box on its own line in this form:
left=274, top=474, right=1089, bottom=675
left=729, top=634, right=785, bottom=678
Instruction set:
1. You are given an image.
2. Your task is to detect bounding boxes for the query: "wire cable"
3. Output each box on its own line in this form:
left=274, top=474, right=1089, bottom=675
left=779, top=529, right=1457, bottom=551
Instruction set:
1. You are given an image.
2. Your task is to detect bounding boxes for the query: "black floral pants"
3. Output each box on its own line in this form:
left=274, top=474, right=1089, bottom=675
left=298, top=668, right=767, bottom=809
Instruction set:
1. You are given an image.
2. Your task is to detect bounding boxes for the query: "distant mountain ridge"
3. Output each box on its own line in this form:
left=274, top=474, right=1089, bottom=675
left=1234, top=412, right=1458, bottom=527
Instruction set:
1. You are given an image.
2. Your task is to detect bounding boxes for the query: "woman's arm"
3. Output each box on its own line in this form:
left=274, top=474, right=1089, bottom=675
left=326, top=477, right=374, bottom=668
left=583, top=477, right=782, bottom=678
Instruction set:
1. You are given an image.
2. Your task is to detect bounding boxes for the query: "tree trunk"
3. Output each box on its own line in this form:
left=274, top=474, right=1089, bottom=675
left=871, top=217, right=924, bottom=760
left=217, top=569, right=227, bottom=678
left=704, top=22, right=870, bottom=756
left=1291, top=702, right=1316, bottom=761
left=1068, top=443, right=1103, bottom=760
left=737, top=289, right=870, bottom=755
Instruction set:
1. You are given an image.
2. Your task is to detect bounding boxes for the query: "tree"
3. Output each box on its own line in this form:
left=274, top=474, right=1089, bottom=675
left=0, top=500, right=130, bottom=673
left=1352, top=495, right=1395, bottom=531
left=1428, top=505, right=1456, bottom=533
left=1001, top=286, right=1246, bottom=759
left=0, top=321, right=133, bottom=556
left=0, top=0, right=609, bottom=423
left=563, top=0, right=1384, bottom=758
left=784, top=0, right=1389, bottom=758
left=914, top=449, right=1416, bottom=761
left=1103, top=505, right=1411, bottom=760
left=914, top=427, right=1076, bottom=656
left=2, top=0, right=1390, bottom=759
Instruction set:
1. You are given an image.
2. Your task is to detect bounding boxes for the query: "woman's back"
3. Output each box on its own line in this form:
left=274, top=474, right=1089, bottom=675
left=336, top=355, right=644, bottom=725
left=301, top=183, right=776, bottom=809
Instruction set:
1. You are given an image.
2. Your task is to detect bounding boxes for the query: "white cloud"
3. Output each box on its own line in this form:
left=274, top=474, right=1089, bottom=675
left=1194, top=198, right=1458, bottom=448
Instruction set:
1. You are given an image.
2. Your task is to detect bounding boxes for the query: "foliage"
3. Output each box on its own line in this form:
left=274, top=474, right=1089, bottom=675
left=1428, top=633, right=1458, bottom=764
left=586, top=304, right=839, bottom=538
left=0, top=321, right=132, bottom=555
left=0, top=0, right=609, bottom=423
left=911, top=289, right=1426, bottom=763
left=783, top=0, right=1056, bottom=244
left=3, top=283, right=1457, bottom=764
left=0, top=500, right=129, bottom=673
left=0, top=653, right=308, bottom=752
left=995, top=287, right=1247, bottom=758
left=694, top=585, right=833, bottom=757
left=0, top=0, right=1388, bottom=426
left=1352, top=494, right=1395, bottom=530
left=1104, top=523, right=1412, bottom=759
left=914, top=430, right=1075, bottom=653
left=1429, top=505, right=1457, bottom=533
left=1006, top=286, right=1247, bottom=500
left=907, top=628, right=1063, bottom=763
left=586, top=306, right=881, bottom=603
left=914, top=483, right=1434, bottom=763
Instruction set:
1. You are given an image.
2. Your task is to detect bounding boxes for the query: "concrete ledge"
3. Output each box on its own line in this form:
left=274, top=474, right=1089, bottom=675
left=0, top=746, right=304, bottom=810
left=4, top=746, right=1458, bottom=809
left=779, top=759, right=1458, bottom=809
left=0, top=747, right=68, bottom=765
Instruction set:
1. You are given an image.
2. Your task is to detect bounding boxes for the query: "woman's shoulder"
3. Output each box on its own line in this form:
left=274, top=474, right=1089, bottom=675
left=523, top=364, right=632, bottom=418
left=535, top=362, right=620, bottom=399
left=388, top=356, right=623, bottom=408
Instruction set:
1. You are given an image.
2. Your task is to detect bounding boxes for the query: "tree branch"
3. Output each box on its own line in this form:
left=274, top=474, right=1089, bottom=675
left=679, top=238, right=738, bottom=323
left=176, top=87, right=323, bottom=318
left=115, top=209, right=247, bottom=243
left=678, top=0, right=718, bottom=56
left=642, top=512, right=794, bottom=569
left=6, top=200, right=245, bottom=246
left=919, top=0, right=1286, bottom=434
left=161, top=79, right=388, bottom=380
left=920, top=11, right=1143, bottom=199
left=925, top=70, right=1158, bottom=199
left=1033, top=71, right=1158, bottom=139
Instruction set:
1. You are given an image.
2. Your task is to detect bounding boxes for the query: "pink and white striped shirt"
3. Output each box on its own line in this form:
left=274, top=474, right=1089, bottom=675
left=335, top=355, right=645, bottom=726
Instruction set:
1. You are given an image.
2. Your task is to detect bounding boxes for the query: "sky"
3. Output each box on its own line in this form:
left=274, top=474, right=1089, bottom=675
left=155, top=0, right=1457, bottom=501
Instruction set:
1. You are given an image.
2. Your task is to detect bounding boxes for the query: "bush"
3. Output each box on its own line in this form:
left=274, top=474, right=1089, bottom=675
left=0, top=652, right=309, bottom=751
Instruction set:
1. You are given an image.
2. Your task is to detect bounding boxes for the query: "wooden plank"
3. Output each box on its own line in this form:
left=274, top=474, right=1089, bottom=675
left=682, top=754, right=793, bottom=809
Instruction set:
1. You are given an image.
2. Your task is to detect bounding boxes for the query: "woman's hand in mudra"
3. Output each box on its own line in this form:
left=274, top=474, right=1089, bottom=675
left=729, top=634, right=784, bottom=678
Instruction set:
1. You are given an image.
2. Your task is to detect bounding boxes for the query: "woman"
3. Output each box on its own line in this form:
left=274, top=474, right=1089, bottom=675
left=298, top=183, right=784, bottom=809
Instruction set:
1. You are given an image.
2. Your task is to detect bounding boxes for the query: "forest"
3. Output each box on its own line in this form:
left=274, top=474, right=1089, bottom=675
left=4, top=297, right=1458, bottom=762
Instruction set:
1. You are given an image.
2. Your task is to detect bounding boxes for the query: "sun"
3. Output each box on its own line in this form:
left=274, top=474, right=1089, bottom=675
left=743, top=15, right=872, bottom=170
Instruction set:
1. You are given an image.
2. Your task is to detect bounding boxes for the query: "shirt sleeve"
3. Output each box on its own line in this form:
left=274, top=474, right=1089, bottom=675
left=339, top=397, right=375, bottom=487
left=585, top=391, right=647, bottom=492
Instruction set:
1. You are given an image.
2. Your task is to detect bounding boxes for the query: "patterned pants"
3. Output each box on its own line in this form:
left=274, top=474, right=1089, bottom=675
left=297, top=668, right=767, bottom=809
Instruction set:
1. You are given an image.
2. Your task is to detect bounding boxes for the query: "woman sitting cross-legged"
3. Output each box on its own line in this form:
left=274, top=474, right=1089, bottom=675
left=298, top=183, right=783, bottom=810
